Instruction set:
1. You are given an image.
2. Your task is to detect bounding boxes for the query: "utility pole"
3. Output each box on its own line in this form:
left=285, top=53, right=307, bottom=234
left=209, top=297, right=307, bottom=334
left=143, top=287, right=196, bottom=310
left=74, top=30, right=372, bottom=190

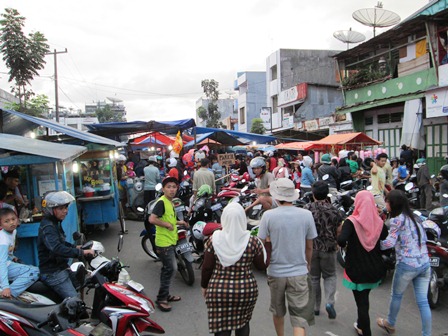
left=46, top=48, right=67, bottom=122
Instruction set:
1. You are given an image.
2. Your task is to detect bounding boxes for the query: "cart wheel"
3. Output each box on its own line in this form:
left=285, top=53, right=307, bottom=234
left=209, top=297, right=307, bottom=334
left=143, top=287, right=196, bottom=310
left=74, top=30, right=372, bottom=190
left=119, top=202, right=128, bottom=234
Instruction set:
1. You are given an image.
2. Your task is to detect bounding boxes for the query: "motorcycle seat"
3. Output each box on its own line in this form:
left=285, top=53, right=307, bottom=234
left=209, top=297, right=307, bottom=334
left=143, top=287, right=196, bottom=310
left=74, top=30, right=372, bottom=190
left=0, top=299, right=58, bottom=322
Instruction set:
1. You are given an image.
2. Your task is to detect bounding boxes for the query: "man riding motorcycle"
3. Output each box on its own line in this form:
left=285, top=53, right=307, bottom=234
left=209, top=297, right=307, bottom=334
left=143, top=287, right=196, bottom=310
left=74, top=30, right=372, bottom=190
left=244, top=157, right=274, bottom=213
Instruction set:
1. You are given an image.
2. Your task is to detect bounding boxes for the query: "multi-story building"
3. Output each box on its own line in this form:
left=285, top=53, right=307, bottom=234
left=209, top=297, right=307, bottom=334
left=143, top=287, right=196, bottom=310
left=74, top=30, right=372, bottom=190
left=85, top=97, right=127, bottom=121
left=234, top=71, right=266, bottom=133
left=333, top=0, right=448, bottom=173
left=195, top=97, right=237, bottom=129
left=266, top=49, right=344, bottom=140
left=0, top=88, right=19, bottom=109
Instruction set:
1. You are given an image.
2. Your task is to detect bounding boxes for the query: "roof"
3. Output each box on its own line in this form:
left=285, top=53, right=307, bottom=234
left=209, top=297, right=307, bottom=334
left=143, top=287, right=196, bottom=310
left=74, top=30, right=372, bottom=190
left=1, top=109, right=122, bottom=147
left=275, top=141, right=316, bottom=151
left=185, top=131, right=244, bottom=147
left=193, top=127, right=276, bottom=144
left=0, top=133, right=87, bottom=165
left=311, top=132, right=382, bottom=146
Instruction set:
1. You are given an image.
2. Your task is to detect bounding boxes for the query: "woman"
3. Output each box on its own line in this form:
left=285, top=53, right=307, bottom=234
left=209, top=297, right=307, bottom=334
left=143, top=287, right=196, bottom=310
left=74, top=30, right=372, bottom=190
left=273, top=158, right=290, bottom=179
left=300, top=156, right=315, bottom=195
left=376, top=190, right=431, bottom=336
left=201, top=202, right=266, bottom=336
left=291, top=160, right=302, bottom=189
left=337, top=190, right=388, bottom=336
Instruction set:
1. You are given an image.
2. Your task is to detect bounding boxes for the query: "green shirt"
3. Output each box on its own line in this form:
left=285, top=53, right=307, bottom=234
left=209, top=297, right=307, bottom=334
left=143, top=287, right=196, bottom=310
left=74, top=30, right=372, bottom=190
left=155, top=196, right=178, bottom=247
left=347, top=159, right=359, bottom=174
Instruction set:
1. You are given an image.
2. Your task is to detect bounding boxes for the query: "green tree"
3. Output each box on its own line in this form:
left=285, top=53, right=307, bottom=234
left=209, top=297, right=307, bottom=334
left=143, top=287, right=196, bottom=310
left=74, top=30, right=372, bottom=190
left=0, top=8, right=50, bottom=110
left=197, top=79, right=224, bottom=128
left=4, top=94, right=50, bottom=117
left=96, top=105, right=124, bottom=123
left=250, top=118, right=266, bottom=134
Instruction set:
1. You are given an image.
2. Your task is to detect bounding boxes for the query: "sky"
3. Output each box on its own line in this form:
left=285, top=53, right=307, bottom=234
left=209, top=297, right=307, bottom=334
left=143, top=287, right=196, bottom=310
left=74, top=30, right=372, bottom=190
left=0, top=0, right=431, bottom=122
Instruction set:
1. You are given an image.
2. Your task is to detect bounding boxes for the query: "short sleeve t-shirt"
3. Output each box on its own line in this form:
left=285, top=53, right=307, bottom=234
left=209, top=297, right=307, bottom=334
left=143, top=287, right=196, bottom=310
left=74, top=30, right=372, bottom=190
left=398, top=165, right=408, bottom=179
left=255, top=172, right=274, bottom=196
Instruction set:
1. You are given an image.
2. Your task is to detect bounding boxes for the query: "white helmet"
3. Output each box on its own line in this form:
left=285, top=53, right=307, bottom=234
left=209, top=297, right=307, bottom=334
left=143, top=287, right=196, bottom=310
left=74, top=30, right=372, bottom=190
left=42, top=191, right=75, bottom=215
left=148, top=156, right=157, bottom=164
left=168, top=158, right=177, bottom=168
left=192, top=221, right=206, bottom=240
left=117, top=154, right=126, bottom=162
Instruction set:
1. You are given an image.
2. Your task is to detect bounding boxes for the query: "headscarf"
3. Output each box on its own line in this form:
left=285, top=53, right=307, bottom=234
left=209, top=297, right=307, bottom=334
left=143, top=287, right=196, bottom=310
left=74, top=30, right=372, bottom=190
left=347, top=190, right=383, bottom=252
left=303, top=156, right=313, bottom=168
left=212, top=202, right=251, bottom=267
left=277, top=158, right=285, bottom=167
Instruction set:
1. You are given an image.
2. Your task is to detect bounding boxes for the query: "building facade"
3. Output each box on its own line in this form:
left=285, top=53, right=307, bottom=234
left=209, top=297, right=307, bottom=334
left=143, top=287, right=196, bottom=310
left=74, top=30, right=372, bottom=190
left=195, top=97, right=237, bottom=129
left=85, top=97, right=127, bottom=121
left=266, top=49, right=344, bottom=139
left=333, top=0, right=448, bottom=173
left=234, top=71, right=266, bottom=133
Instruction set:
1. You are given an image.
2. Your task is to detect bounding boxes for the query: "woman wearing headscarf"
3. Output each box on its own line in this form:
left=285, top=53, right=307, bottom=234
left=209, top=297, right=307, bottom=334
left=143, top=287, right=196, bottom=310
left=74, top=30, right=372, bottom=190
left=300, top=156, right=315, bottom=196
left=201, top=202, right=266, bottom=336
left=337, top=191, right=388, bottom=336
left=272, top=158, right=289, bottom=179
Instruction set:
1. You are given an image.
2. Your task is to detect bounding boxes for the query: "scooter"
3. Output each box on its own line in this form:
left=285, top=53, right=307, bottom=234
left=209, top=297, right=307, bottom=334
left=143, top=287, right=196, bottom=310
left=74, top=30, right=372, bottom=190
left=125, top=176, right=145, bottom=220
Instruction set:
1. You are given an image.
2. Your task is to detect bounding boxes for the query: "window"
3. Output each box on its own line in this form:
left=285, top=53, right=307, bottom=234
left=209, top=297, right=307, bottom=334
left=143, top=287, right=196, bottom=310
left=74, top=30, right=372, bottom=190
left=390, top=112, right=402, bottom=123
left=272, top=95, right=278, bottom=113
left=239, top=107, right=245, bottom=124
left=365, top=116, right=373, bottom=126
left=378, top=114, right=390, bottom=124
left=377, top=112, right=403, bottom=124
left=271, top=65, right=277, bottom=81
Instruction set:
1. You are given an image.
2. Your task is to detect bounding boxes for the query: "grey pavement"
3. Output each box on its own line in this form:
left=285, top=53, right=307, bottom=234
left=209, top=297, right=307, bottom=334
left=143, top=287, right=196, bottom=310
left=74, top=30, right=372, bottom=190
left=88, top=220, right=448, bottom=336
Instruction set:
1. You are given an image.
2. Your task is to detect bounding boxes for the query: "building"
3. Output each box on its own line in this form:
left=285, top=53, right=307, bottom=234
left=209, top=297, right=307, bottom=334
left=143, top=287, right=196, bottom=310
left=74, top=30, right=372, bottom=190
left=0, top=88, right=19, bottom=109
left=85, top=97, right=127, bottom=121
left=333, top=0, right=448, bottom=172
left=195, top=97, right=237, bottom=129
left=266, top=49, right=344, bottom=140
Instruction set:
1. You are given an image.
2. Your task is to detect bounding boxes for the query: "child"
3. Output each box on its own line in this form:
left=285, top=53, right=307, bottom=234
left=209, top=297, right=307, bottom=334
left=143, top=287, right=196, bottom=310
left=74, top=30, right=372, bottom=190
left=393, top=158, right=409, bottom=187
left=126, top=162, right=136, bottom=178
left=0, top=208, right=39, bottom=298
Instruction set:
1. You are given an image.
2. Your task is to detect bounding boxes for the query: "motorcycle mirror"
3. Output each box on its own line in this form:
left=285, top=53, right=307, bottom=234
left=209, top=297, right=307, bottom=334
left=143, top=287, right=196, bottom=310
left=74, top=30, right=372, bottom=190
left=322, top=174, right=329, bottom=180
left=405, top=182, right=414, bottom=191
left=155, top=183, right=163, bottom=191
left=118, top=234, right=124, bottom=252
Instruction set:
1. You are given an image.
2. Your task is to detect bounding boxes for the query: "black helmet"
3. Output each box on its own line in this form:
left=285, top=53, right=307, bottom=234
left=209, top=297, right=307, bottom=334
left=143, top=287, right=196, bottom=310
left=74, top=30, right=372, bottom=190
left=440, top=165, right=448, bottom=180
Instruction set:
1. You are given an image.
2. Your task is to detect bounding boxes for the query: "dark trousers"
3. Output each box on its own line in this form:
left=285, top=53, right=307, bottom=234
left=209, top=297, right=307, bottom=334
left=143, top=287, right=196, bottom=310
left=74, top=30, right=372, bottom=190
left=215, top=323, right=250, bottom=336
left=419, top=184, right=432, bottom=210
left=144, top=190, right=156, bottom=207
left=353, top=289, right=372, bottom=336
left=156, top=245, right=177, bottom=302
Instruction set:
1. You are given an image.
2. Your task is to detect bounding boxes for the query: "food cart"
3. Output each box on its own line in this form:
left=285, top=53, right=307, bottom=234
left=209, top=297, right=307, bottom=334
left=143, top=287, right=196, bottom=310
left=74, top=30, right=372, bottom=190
left=74, top=145, right=126, bottom=233
left=0, top=133, right=87, bottom=266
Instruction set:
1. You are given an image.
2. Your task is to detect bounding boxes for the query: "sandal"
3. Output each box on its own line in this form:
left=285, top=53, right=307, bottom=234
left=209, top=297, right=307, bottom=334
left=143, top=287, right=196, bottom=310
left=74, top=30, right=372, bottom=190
left=353, top=322, right=363, bottom=336
left=156, top=300, right=172, bottom=312
left=167, top=295, right=181, bottom=302
left=376, top=317, right=395, bottom=334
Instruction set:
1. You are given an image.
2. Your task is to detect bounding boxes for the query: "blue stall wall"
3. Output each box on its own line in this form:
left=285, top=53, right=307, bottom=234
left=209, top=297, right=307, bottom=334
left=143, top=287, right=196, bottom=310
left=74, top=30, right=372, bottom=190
left=15, top=203, right=78, bottom=266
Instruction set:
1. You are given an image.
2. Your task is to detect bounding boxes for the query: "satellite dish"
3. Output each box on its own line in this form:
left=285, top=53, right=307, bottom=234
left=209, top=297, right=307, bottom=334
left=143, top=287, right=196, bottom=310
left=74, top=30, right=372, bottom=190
left=333, top=28, right=366, bottom=49
left=352, top=2, right=400, bottom=37
left=106, top=96, right=123, bottom=103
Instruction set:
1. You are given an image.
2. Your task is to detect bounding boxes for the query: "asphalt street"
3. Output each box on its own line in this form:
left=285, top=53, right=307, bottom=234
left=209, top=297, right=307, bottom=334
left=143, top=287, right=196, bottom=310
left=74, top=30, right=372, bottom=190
left=88, top=220, right=448, bottom=336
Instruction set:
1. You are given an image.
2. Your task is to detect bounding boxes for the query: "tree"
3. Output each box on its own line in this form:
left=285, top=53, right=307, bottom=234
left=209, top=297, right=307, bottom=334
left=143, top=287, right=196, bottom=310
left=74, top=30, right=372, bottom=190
left=4, top=94, right=50, bottom=117
left=197, top=79, right=224, bottom=128
left=250, top=118, right=266, bottom=134
left=0, top=8, right=50, bottom=110
left=96, top=105, right=124, bottom=123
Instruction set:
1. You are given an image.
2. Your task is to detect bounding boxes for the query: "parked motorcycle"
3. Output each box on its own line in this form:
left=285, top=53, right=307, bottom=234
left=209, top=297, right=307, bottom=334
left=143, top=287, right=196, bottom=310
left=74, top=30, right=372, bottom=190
left=125, top=176, right=145, bottom=220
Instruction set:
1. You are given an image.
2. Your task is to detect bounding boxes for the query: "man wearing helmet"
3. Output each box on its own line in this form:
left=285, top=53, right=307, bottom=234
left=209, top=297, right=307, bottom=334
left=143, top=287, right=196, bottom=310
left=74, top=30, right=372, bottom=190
left=416, top=158, right=432, bottom=210
left=317, top=154, right=340, bottom=196
left=245, top=157, right=275, bottom=213
left=439, top=165, right=448, bottom=207
left=38, top=191, right=94, bottom=299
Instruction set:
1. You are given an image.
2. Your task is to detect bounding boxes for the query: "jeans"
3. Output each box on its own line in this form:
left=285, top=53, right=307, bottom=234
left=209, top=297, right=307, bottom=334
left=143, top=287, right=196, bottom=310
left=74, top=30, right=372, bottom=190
left=6, top=262, right=39, bottom=297
left=40, top=269, right=78, bottom=299
left=387, top=262, right=431, bottom=336
left=156, top=245, right=177, bottom=302
left=310, top=250, right=337, bottom=311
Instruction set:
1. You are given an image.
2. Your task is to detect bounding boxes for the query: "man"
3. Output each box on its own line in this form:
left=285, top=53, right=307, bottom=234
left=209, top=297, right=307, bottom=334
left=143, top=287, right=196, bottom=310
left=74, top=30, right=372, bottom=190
left=149, top=177, right=187, bottom=312
left=400, top=145, right=414, bottom=174
left=116, top=154, right=128, bottom=211
left=2, top=169, right=27, bottom=212
left=370, top=153, right=388, bottom=210
left=416, top=158, right=432, bottom=210
left=192, top=158, right=216, bottom=199
left=245, top=157, right=274, bottom=212
left=258, top=178, right=317, bottom=336
left=317, top=154, right=340, bottom=196
left=304, top=181, right=342, bottom=319
left=143, top=156, right=161, bottom=206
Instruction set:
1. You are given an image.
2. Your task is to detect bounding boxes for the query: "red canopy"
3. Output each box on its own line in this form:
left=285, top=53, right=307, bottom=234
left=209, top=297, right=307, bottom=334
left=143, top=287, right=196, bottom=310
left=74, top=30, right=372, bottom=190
left=275, top=141, right=315, bottom=151
left=310, top=132, right=381, bottom=147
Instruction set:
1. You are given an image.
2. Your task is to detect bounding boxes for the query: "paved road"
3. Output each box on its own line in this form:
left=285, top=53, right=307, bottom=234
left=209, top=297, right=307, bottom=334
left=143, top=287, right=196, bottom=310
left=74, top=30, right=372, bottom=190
left=88, top=220, right=448, bottom=336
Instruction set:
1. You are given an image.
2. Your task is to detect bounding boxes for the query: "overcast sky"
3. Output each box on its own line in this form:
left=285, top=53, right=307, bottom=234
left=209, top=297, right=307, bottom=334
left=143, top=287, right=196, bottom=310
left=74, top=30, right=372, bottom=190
left=0, top=0, right=430, bottom=122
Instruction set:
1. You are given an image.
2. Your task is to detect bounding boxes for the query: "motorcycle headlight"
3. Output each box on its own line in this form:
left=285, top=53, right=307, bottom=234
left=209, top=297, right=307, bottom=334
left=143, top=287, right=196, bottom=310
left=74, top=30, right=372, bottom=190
left=107, top=284, right=155, bottom=314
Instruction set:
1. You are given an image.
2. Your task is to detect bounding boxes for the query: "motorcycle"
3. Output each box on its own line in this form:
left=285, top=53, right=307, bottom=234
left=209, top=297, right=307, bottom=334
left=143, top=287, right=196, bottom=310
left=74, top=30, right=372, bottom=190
left=125, top=176, right=145, bottom=220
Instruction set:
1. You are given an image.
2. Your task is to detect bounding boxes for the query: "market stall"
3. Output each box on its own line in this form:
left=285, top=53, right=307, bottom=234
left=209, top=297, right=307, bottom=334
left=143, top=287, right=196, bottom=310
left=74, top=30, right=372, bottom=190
left=0, top=133, right=87, bottom=266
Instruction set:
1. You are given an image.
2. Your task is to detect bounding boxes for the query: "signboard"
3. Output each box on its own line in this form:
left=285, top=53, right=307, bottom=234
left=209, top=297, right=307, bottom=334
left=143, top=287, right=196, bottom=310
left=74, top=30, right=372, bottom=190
left=282, top=115, right=294, bottom=129
left=278, top=83, right=308, bottom=106
left=426, top=89, right=448, bottom=118
left=318, top=116, right=334, bottom=129
left=304, top=120, right=319, bottom=131
left=38, top=179, right=63, bottom=197
left=218, top=153, right=235, bottom=167
left=260, top=107, right=272, bottom=130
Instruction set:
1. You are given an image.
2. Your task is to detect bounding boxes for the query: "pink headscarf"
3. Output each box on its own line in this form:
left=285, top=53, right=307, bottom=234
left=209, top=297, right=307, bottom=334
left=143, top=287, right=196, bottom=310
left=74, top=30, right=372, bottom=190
left=347, top=190, right=383, bottom=252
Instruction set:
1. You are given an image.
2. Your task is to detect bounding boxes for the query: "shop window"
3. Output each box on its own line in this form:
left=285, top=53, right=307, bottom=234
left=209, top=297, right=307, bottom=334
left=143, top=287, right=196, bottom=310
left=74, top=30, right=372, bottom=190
left=365, top=116, right=373, bottom=126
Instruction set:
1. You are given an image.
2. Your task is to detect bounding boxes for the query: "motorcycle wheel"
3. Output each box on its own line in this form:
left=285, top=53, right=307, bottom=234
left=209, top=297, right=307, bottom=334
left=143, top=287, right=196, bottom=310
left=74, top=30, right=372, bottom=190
left=336, top=247, right=346, bottom=268
left=177, top=255, right=195, bottom=286
left=141, top=235, right=159, bottom=260
left=428, top=267, right=439, bottom=309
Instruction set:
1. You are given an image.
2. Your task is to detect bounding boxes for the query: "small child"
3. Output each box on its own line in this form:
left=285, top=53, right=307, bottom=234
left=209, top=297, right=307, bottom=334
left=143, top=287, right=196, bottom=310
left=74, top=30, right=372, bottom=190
left=0, top=208, right=39, bottom=298
left=126, top=162, right=136, bottom=178
left=393, top=158, right=409, bottom=187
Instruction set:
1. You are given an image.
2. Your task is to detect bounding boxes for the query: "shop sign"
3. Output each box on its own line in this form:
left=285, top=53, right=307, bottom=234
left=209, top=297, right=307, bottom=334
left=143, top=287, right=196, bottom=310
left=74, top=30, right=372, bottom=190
left=426, top=89, right=448, bottom=118
left=218, top=153, right=235, bottom=167
left=305, top=119, right=318, bottom=131
left=278, top=83, right=308, bottom=106
left=282, top=115, right=294, bottom=128
left=318, top=116, right=334, bottom=129
left=260, top=107, right=271, bottom=129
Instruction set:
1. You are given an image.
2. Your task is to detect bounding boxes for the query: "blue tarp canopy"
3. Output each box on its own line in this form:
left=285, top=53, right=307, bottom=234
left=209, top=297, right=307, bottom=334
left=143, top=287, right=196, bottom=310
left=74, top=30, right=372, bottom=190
left=185, top=131, right=244, bottom=148
left=86, top=119, right=196, bottom=139
left=191, top=127, right=276, bottom=145
left=1, top=109, right=122, bottom=147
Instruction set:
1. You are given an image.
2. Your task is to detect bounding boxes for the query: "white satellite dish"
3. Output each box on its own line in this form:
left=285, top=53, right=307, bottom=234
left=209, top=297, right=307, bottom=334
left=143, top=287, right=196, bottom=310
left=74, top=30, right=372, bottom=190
left=333, top=28, right=366, bottom=49
left=106, top=96, right=123, bottom=103
left=352, top=2, right=400, bottom=37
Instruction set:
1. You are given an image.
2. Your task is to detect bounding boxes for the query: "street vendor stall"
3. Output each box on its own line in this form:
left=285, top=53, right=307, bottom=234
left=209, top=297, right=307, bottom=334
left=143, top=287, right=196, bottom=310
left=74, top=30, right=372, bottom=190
left=0, top=133, right=87, bottom=266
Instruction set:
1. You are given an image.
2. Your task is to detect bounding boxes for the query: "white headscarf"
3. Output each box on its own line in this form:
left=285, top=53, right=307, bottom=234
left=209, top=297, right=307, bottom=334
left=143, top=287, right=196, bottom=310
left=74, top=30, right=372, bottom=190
left=212, top=202, right=251, bottom=267
left=303, top=156, right=313, bottom=168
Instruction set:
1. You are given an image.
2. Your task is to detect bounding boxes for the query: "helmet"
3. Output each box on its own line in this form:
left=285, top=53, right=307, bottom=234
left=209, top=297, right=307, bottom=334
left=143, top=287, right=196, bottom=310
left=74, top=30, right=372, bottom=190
left=321, top=154, right=331, bottom=164
left=242, top=172, right=250, bottom=182
left=421, top=219, right=441, bottom=241
left=440, top=164, right=448, bottom=179
left=42, top=191, right=75, bottom=215
left=148, top=156, right=157, bottom=164
left=250, top=157, right=266, bottom=176
left=117, top=154, right=126, bottom=162
left=247, top=152, right=254, bottom=158
left=428, top=207, right=448, bottom=226
left=338, top=150, right=348, bottom=159
left=192, top=221, right=206, bottom=240
left=390, top=157, right=399, bottom=163
left=168, top=158, right=177, bottom=168
left=197, top=184, right=213, bottom=198
left=416, top=158, right=426, bottom=167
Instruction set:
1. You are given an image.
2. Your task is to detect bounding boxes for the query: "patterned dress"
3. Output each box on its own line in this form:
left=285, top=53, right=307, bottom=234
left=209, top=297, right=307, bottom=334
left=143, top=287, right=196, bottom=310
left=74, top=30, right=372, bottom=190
left=204, top=236, right=264, bottom=333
